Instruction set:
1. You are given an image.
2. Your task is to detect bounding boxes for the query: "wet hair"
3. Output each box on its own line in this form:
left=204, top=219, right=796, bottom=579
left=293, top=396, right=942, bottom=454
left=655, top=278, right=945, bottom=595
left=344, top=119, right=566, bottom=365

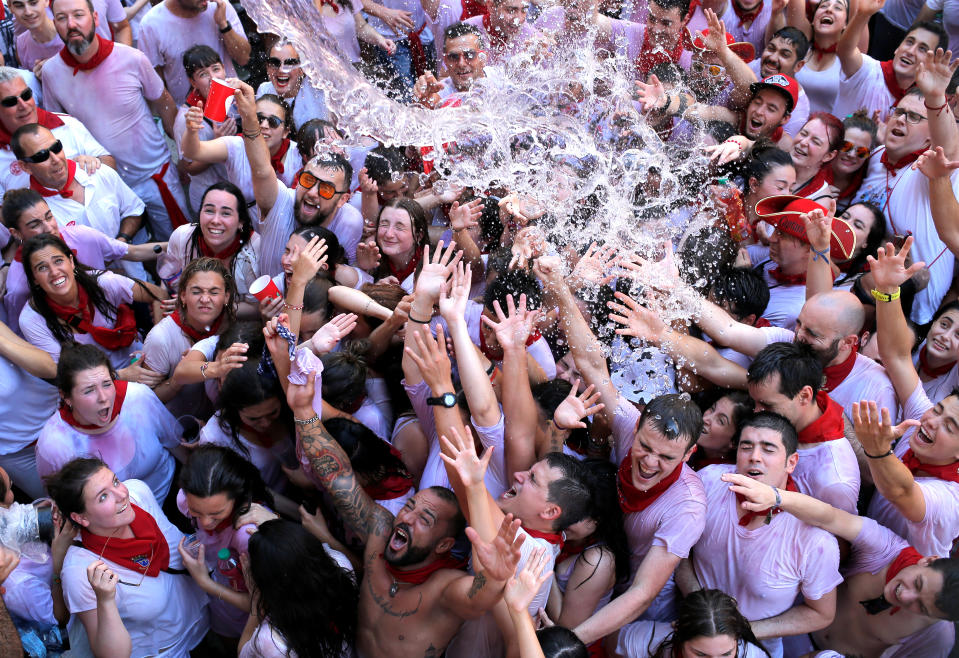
left=320, top=341, right=369, bottom=410
left=769, top=27, right=810, bottom=61
left=536, top=626, right=588, bottom=658
left=709, top=266, right=770, bottom=321
left=948, top=66, right=959, bottom=96
left=838, top=202, right=886, bottom=276
left=10, top=123, right=47, bottom=161
left=700, top=388, right=754, bottom=428
left=542, top=452, right=591, bottom=531
left=650, top=0, right=690, bottom=16
left=842, top=109, right=879, bottom=148
left=678, top=227, right=737, bottom=294
left=580, top=459, right=631, bottom=584
left=637, top=393, right=704, bottom=451
left=744, top=146, right=794, bottom=195
left=179, top=445, right=273, bottom=521
left=424, top=485, right=467, bottom=537
left=735, top=411, right=799, bottom=456
left=324, top=418, right=411, bottom=487
left=44, top=457, right=109, bottom=524
left=215, top=358, right=293, bottom=458
left=303, top=278, right=333, bottom=320
left=805, top=112, right=845, bottom=153
left=364, top=146, right=407, bottom=186
left=182, top=44, right=222, bottom=78
left=248, top=520, right=358, bottom=658
left=292, top=224, right=346, bottom=270
left=213, top=321, right=266, bottom=361
left=904, top=20, right=948, bottom=52
left=56, top=344, right=117, bottom=395
left=1, top=188, right=45, bottom=231
left=374, top=199, right=430, bottom=280
left=531, top=379, right=590, bottom=451
left=650, top=589, right=771, bottom=658
left=930, top=558, right=959, bottom=620
left=483, top=269, right=543, bottom=312
left=704, top=120, right=738, bottom=144
left=307, top=152, right=353, bottom=191
left=176, top=257, right=238, bottom=330
left=444, top=22, right=485, bottom=49
left=648, top=61, right=683, bottom=85
left=466, top=195, right=503, bottom=246
left=190, top=182, right=255, bottom=269
left=747, top=341, right=824, bottom=398
left=296, top=119, right=339, bottom=162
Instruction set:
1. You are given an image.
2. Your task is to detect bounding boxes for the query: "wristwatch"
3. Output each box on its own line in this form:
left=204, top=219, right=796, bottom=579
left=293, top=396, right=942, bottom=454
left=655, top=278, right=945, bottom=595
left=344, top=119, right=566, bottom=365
left=427, top=393, right=457, bottom=408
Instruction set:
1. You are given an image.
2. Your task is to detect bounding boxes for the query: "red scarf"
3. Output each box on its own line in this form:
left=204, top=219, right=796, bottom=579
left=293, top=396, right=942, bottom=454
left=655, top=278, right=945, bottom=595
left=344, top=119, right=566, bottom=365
left=754, top=318, right=772, bottom=328
left=884, top=546, right=924, bottom=615
left=170, top=308, right=222, bottom=343
left=185, top=89, right=204, bottom=108
left=317, top=0, right=340, bottom=13
left=383, top=552, right=468, bottom=585
left=880, top=60, right=908, bottom=103
left=635, top=28, right=685, bottom=77
left=197, top=227, right=250, bottom=261
left=47, top=285, right=138, bottom=350
left=731, top=0, right=763, bottom=24
left=811, top=41, right=837, bottom=63
left=30, top=159, right=77, bottom=199
left=387, top=245, right=423, bottom=282
left=881, top=148, right=924, bottom=173
left=901, top=449, right=959, bottom=484
left=0, top=108, right=64, bottom=148
left=460, top=0, right=488, bottom=19
left=769, top=267, right=805, bottom=285
left=737, top=475, right=798, bottom=526
left=363, top=448, right=414, bottom=500
left=822, top=347, right=857, bottom=393
left=270, top=138, right=291, bottom=175
left=59, top=379, right=128, bottom=430
left=793, top=167, right=831, bottom=199
left=556, top=541, right=586, bottom=567
left=79, top=504, right=170, bottom=577
left=59, top=35, right=114, bottom=75
left=524, top=526, right=564, bottom=549
left=797, top=391, right=845, bottom=445
left=482, top=13, right=509, bottom=50
left=479, top=323, right=541, bottom=362
left=834, top=165, right=867, bottom=202
left=918, top=345, right=956, bottom=379
left=617, top=455, right=683, bottom=514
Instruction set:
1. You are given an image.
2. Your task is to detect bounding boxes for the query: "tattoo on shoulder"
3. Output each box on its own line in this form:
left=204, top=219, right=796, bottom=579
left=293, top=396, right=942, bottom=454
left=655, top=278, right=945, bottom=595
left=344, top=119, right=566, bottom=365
left=467, top=573, right=487, bottom=599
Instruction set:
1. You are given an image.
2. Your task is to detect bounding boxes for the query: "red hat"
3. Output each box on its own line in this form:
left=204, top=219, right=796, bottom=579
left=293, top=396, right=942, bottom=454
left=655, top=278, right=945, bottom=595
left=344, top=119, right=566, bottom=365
left=755, top=195, right=857, bottom=261
left=688, top=28, right=755, bottom=62
left=749, top=74, right=800, bottom=114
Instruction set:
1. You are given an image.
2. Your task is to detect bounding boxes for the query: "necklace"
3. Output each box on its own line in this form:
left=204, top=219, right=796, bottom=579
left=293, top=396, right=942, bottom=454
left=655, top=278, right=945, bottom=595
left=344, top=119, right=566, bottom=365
left=389, top=579, right=399, bottom=597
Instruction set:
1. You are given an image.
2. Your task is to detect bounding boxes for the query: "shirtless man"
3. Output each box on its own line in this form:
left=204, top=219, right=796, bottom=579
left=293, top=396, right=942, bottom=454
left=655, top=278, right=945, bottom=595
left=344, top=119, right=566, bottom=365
left=285, top=369, right=524, bottom=658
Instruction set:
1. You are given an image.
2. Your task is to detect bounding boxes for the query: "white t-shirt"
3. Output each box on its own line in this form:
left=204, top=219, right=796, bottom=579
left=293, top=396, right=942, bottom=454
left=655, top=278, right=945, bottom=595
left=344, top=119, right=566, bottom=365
left=142, top=314, right=213, bottom=419
left=793, top=438, right=861, bottom=514
left=719, top=0, right=772, bottom=57
left=257, top=79, right=330, bottom=130
left=41, top=163, right=145, bottom=238
left=0, top=352, right=58, bottom=455
left=223, top=135, right=300, bottom=222
left=166, top=222, right=262, bottom=303
left=174, top=105, right=231, bottom=213
left=61, top=479, right=209, bottom=658
left=747, top=247, right=806, bottom=330
left=321, top=0, right=364, bottom=63
left=198, top=411, right=288, bottom=491
left=834, top=55, right=897, bottom=122
left=794, top=55, right=841, bottom=116
left=612, top=619, right=769, bottom=658
left=924, top=0, right=958, bottom=48
left=2, top=550, right=56, bottom=627
left=14, top=28, right=62, bottom=71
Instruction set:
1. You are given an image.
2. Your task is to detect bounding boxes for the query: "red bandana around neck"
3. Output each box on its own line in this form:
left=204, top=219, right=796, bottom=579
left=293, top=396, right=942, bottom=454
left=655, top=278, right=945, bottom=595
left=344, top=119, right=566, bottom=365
left=59, top=378, right=128, bottom=431
left=880, top=60, right=909, bottom=103
left=170, top=307, right=222, bottom=343
left=270, top=138, right=291, bottom=175
left=736, top=475, right=798, bottom=526
left=30, top=159, right=77, bottom=199
left=731, top=0, right=763, bottom=24
left=797, top=391, right=845, bottom=445
left=383, top=553, right=468, bottom=585
left=617, top=455, right=683, bottom=514
left=754, top=318, right=772, bottom=328
left=918, top=345, right=956, bottom=379
left=363, top=448, right=414, bottom=501
left=794, top=167, right=830, bottom=199
left=460, top=0, right=488, bottom=19
left=388, top=245, right=423, bottom=283
left=47, top=285, right=138, bottom=350
left=197, top=227, right=250, bottom=261
left=822, top=346, right=857, bottom=393
left=769, top=267, right=806, bottom=286
left=524, top=525, right=564, bottom=549
left=884, top=546, right=924, bottom=615
left=635, top=28, right=685, bottom=77
left=59, top=35, right=114, bottom=75
left=901, top=449, right=959, bottom=484
left=811, top=40, right=837, bottom=62
left=0, top=109, right=64, bottom=148
left=881, top=148, right=925, bottom=174
left=185, top=88, right=204, bottom=108
left=80, top=504, right=170, bottom=577
left=317, top=0, right=340, bottom=12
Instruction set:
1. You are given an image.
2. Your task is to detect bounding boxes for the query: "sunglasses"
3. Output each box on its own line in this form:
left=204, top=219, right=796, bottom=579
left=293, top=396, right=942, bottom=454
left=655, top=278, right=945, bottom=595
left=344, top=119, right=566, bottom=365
left=257, top=113, right=284, bottom=129
left=266, top=56, right=301, bottom=68
left=840, top=141, right=870, bottom=158
left=691, top=61, right=726, bottom=78
left=445, top=49, right=479, bottom=63
left=297, top=171, right=347, bottom=199
left=888, top=106, right=927, bottom=125
left=23, top=139, right=64, bottom=164
left=0, top=87, right=32, bottom=108
left=98, top=533, right=154, bottom=587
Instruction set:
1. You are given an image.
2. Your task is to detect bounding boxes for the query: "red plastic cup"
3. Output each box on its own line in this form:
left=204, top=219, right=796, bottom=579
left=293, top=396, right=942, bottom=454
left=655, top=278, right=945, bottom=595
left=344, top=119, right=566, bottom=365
left=249, top=275, right=281, bottom=303
left=204, top=78, right=237, bottom=122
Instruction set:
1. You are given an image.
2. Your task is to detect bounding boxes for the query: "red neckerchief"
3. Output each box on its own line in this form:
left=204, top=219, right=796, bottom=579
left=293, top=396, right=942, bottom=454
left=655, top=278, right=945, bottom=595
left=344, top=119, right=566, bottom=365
left=769, top=267, right=805, bottom=285
left=482, top=13, right=509, bottom=50
left=901, top=449, right=959, bottom=484
left=59, top=35, right=114, bottom=75
left=79, top=504, right=170, bottom=578
left=731, top=0, right=763, bottom=24
left=387, top=245, right=423, bottom=282
left=524, top=526, right=564, bottom=549
left=460, top=0, right=488, bottom=19
left=363, top=459, right=414, bottom=501
left=812, top=40, right=837, bottom=63
left=47, top=285, right=138, bottom=350
left=918, top=345, right=956, bottom=378
left=170, top=308, right=222, bottom=343
left=197, top=227, right=250, bottom=261
left=880, top=148, right=924, bottom=173
left=797, top=391, right=845, bottom=444
left=270, top=138, right=291, bottom=175
left=211, top=516, right=234, bottom=533
left=59, top=379, right=128, bottom=430
left=555, top=541, right=586, bottom=566
left=737, top=475, right=798, bottom=526
left=30, top=159, right=77, bottom=199
left=0, top=108, right=65, bottom=148
left=317, top=0, right=340, bottom=13
left=478, top=323, right=541, bottom=362
left=688, top=451, right=732, bottom=471
left=635, top=27, right=685, bottom=77
left=794, top=167, right=830, bottom=198
left=741, top=114, right=783, bottom=142
left=822, top=346, right=857, bottom=393
left=617, top=455, right=683, bottom=514
left=185, top=89, right=204, bottom=108
left=880, top=60, right=908, bottom=103
left=754, top=317, right=772, bottom=328
left=884, top=546, right=924, bottom=615
left=383, top=552, right=468, bottom=585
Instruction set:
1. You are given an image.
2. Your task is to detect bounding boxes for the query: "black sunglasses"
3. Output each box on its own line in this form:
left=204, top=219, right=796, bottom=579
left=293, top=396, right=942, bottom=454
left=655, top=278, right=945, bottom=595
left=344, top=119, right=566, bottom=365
left=23, top=139, right=64, bottom=164
left=0, top=88, right=32, bottom=108
left=266, top=57, right=301, bottom=68
left=257, top=112, right=284, bottom=129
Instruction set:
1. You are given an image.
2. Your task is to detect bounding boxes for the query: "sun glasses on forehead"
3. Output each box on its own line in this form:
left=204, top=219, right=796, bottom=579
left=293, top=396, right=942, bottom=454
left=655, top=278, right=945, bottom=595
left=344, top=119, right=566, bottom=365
left=0, top=87, right=32, bottom=108
left=266, top=56, right=301, bottom=68
left=22, top=139, right=64, bottom=164
left=297, top=171, right=348, bottom=199
left=840, top=141, right=870, bottom=158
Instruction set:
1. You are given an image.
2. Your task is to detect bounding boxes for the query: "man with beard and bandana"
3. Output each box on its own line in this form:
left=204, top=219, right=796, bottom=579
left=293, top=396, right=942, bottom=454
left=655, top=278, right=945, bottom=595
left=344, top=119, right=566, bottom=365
left=234, top=79, right=363, bottom=275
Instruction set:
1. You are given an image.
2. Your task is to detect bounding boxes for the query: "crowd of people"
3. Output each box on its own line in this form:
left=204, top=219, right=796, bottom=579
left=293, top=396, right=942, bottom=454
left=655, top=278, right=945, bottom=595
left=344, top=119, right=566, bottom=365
left=0, top=0, right=956, bottom=655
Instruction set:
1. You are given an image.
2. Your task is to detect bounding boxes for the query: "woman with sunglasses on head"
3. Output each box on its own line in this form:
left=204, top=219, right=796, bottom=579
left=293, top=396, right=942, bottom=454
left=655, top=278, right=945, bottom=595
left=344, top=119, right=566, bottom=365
left=45, top=457, right=208, bottom=658
left=18, top=233, right=169, bottom=385
left=789, top=0, right=849, bottom=114
left=833, top=201, right=887, bottom=284
left=788, top=112, right=844, bottom=201
left=256, top=41, right=329, bottom=132
left=830, top=111, right=878, bottom=212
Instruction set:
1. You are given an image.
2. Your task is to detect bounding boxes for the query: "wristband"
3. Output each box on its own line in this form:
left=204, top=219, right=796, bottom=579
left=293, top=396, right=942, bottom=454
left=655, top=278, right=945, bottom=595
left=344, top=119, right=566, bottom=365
left=772, top=486, right=782, bottom=510
left=219, top=23, right=233, bottom=33
left=407, top=312, right=432, bottom=324
left=284, top=303, right=304, bottom=311
left=811, top=246, right=830, bottom=262
left=153, top=244, right=163, bottom=254
left=550, top=417, right=573, bottom=431
left=863, top=447, right=895, bottom=459
left=723, top=137, right=745, bottom=150
left=924, top=99, right=948, bottom=116
left=870, top=288, right=901, bottom=303
left=486, top=361, right=496, bottom=376
left=659, top=93, right=672, bottom=112
left=294, top=414, right=319, bottom=426
left=200, top=362, right=211, bottom=379
left=242, top=130, right=262, bottom=140
left=116, top=232, right=134, bottom=242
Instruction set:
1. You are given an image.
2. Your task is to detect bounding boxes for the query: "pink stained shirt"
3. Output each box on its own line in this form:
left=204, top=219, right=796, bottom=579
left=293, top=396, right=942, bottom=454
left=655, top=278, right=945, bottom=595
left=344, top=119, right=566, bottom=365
left=141, top=314, right=213, bottom=420
left=746, top=245, right=807, bottom=330
left=693, top=464, right=842, bottom=658
left=792, top=434, right=861, bottom=515
left=846, top=516, right=909, bottom=578
left=718, top=0, right=772, bottom=57
left=15, top=29, right=63, bottom=71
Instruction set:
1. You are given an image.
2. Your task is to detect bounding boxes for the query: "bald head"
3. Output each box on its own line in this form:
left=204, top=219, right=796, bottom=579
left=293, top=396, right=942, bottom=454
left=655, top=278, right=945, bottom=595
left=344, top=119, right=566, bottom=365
left=808, top=291, right=865, bottom=338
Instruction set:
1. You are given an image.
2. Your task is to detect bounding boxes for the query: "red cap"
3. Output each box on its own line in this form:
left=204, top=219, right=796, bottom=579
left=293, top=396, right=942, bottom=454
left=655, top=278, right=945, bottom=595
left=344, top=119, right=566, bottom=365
left=749, top=74, right=800, bottom=114
left=755, top=195, right=857, bottom=261
left=688, top=28, right=755, bottom=62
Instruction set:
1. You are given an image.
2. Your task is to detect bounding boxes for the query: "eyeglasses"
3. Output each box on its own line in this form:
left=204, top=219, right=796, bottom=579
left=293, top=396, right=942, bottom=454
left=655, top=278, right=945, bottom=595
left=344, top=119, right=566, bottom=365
left=97, top=532, right=154, bottom=587
left=257, top=113, right=284, bottom=129
left=840, top=141, right=871, bottom=158
left=691, top=61, right=726, bottom=78
left=22, top=139, right=64, bottom=164
left=445, top=49, right=479, bottom=63
left=0, top=88, right=32, bottom=108
left=297, top=171, right=347, bottom=199
left=889, top=106, right=927, bottom=124
left=266, top=56, right=301, bottom=69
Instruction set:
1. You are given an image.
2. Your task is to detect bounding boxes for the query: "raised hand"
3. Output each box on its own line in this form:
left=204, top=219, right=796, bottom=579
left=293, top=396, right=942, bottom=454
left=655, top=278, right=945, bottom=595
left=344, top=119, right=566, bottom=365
left=440, top=423, right=493, bottom=489
left=356, top=241, right=382, bottom=272
left=570, top=242, right=618, bottom=288
left=87, top=560, right=118, bottom=600
left=866, top=237, right=926, bottom=291
left=405, top=324, right=454, bottom=391
left=466, top=514, right=526, bottom=583
left=263, top=313, right=292, bottom=360
left=299, top=504, right=334, bottom=543
left=509, top=226, right=547, bottom=270
left=481, top=294, right=541, bottom=352
left=413, top=241, right=462, bottom=305
left=309, top=313, right=358, bottom=354
left=177, top=538, right=210, bottom=585
left=531, top=254, right=566, bottom=290
left=413, top=72, right=444, bottom=108
left=503, top=546, right=552, bottom=615
left=498, top=193, right=545, bottom=226
left=701, top=9, right=729, bottom=53
left=607, top=291, right=669, bottom=343
left=439, top=261, right=472, bottom=323
left=207, top=341, right=249, bottom=379
left=291, top=236, right=328, bottom=287
left=915, top=48, right=958, bottom=100
left=358, top=167, right=379, bottom=195
left=705, top=137, right=750, bottom=164
left=234, top=502, right=280, bottom=528
left=801, top=208, right=833, bottom=253
left=852, top=400, right=919, bottom=457
left=915, top=146, right=959, bottom=180
left=635, top=74, right=666, bottom=111
left=856, top=0, right=886, bottom=17
left=552, top=380, right=605, bottom=430
left=185, top=104, right=205, bottom=133
left=450, top=198, right=483, bottom=233
left=212, top=116, right=237, bottom=138
left=286, top=370, right=319, bottom=418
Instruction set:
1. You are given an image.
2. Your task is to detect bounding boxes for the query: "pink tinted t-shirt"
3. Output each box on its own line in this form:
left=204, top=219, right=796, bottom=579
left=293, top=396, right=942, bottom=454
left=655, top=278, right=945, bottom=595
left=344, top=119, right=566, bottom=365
left=792, top=437, right=861, bottom=514
left=142, top=315, right=213, bottom=420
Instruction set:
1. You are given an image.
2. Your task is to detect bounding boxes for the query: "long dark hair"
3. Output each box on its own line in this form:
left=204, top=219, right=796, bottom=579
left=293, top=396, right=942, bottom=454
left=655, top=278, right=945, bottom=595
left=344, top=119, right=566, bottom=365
left=44, top=457, right=109, bottom=526
left=178, top=445, right=273, bottom=522
left=176, top=257, right=238, bottom=331
left=651, top=589, right=771, bottom=658
left=373, top=198, right=429, bottom=281
left=56, top=344, right=118, bottom=396
left=188, top=182, right=255, bottom=269
left=837, top=201, right=887, bottom=280
left=320, top=341, right=369, bottom=411
left=324, top=418, right=410, bottom=485
left=215, top=359, right=294, bottom=458
left=248, top=520, right=358, bottom=658
left=579, top=459, right=631, bottom=584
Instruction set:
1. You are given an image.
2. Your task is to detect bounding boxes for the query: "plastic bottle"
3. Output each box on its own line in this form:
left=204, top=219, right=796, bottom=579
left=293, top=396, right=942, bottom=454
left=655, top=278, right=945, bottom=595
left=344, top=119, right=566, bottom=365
left=715, top=178, right=751, bottom=242
left=216, top=548, right=247, bottom=592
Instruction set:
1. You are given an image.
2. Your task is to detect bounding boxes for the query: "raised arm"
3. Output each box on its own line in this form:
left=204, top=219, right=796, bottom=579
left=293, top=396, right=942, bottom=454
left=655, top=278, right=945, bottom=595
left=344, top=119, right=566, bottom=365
left=0, top=321, right=56, bottom=379
left=915, top=49, right=959, bottom=162
left=916, top=147, right=959, bottom=255
left=803, top=207, right=839, bottom=299
left=503, top=548, right=552, bottom=658
left=837, top=0, right=881, bottom=77
left=232, top=79, right=280, bottom=216
left=180, top=104, right=230, bottom=165
left=784, top=0, right=812, bottom=38
left=213, top=0, right=251, bottom=66
left=702, top=11, right=760, bottom=109
left=440, top=424, right=506, bottom=541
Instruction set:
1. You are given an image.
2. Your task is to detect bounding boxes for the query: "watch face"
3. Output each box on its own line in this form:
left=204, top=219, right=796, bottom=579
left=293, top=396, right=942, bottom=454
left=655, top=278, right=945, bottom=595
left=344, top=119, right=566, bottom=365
left=442, top=393, right=457, bottom=407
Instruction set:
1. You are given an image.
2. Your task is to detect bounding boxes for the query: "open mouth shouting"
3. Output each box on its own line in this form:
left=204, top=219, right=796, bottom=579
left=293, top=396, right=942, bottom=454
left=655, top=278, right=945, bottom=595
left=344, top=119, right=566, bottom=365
left=388, top=523, right=412, bottom=553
